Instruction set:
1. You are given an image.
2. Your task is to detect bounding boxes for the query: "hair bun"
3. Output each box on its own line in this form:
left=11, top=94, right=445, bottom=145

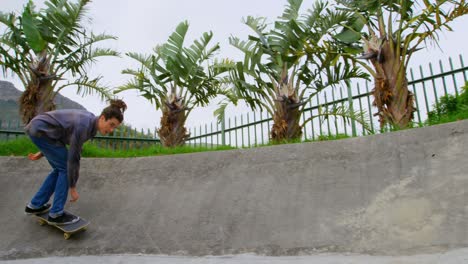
left=109, top=99, right=127, bottom=113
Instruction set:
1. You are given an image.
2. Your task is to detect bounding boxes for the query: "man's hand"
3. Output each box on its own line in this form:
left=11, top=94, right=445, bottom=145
left=28, top=152, right=44, bottom=161
left=70, top=187, right=79, bottom=202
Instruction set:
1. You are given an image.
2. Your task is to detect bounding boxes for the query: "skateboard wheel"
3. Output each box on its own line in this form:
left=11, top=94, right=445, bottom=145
left=64, top=233, right=71, bottom=240
left=38, top=220, right=47, bottom=226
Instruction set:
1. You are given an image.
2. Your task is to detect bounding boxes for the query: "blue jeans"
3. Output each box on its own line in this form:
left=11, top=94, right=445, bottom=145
left=28, top=135, right=69, bottom=217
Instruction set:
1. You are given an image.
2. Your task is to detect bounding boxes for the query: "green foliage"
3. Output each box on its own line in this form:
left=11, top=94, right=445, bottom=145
left=309, top=103, right=373, bottom=134
left=81, top=143, right=235, bottom=157
left=261, top=137, right=304, bottom=147
left=0, top=137, right=38, bottom=156
left=426, top=83, right=468, bottom=125
left=0, top=137, right=235, bottom=157
left=333, top=13, right=365, bottom=44
left=334, top=0, right=468, bottom=77
left=332, top=0, right=468, bottom=129
left=0, top=0, right=118, bottom=99
left=21, top=1, right=46, bottom=53
left=217, top=0, right=369, bottom=123
left=254, top=132, right=352, bottom=147
left=116, top=21, right=225, bottom=113
left=315, top=133, right=351, bottom=141
left=263, top=133, right=352, bottom=145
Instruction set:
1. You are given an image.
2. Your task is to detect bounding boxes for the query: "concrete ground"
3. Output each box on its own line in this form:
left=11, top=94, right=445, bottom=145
left=2, top=248, right=468, bottom=264
left=1, top=121, right=467, bottom=261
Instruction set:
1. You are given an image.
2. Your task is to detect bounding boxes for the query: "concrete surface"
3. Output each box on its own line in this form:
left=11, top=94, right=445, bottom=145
left=2, top=248, right=468, bottom=264
left=1, top=120, right=467, bottom=261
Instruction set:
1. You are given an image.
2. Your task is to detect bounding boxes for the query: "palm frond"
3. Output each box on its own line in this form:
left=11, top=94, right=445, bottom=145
left=160, top=20, right=189, bottom=59
left=21, top=1, right=47, bottom=53
left=115, top=77, right=167, bottom=109
left=303, top=103, right=373, bottom=134
left=229, top=36, right=256, bottom=55
left=55, top=75, right=111, bottom=101
left=121, top=68, right=143, bottom=77
left=43, top=0, right=92, bottom=62
left=214, top=100, right=230, bottom=124
left=186, top=31, right=217, bottom=62
left=126, top=52, right=153, bottom=69
left=211, top=58, right=236, bottom=77
left=280, top=0, right=303, bottom=21
left=0, top=11, right=16, bottom=27
left=89, top=32, right=117, bottom=43
left=243, top=16, right=270, bottom=48
left=88, top=47, right=120, bottom=59
left=114, top=79, right=150, bottom=95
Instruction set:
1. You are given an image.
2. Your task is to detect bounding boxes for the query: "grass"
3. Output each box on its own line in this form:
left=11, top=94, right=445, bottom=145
left=0, top=136, right=236, bottom=158
left=0, top=132, right=356, bottom=158
left=249, top=133, right=352, bottom=148
left=312, top=133, right=352, bottom=142
left=81, top=142, right=236, bottom=157
left=0, top=137, right=39, bottom=156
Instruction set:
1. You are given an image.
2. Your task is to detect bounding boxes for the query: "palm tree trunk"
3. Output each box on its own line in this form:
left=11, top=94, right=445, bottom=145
left=370, top=41, right=415, bottom=129
left=158, top=100, right=190, bottom=147
left=271, top=97, right=303, bottom=142
left=19, top=53, right=56, bottom=124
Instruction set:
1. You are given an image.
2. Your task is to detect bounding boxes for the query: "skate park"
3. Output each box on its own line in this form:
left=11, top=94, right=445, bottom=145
left=0, top=120, right=467, bottom=263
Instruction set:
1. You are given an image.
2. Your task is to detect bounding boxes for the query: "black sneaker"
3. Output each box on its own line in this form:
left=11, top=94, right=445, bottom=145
left=48, top=212, right=80, bottom=226
left=25, top=203, right=51, bottom=215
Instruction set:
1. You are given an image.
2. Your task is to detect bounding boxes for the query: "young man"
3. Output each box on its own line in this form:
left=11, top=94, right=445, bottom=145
left=24, top=99, right=127, bottom=225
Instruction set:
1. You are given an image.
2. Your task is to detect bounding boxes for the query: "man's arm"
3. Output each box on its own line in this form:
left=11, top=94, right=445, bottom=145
left=67, top=128, right=87, bottom=201
left=69, top=187, right=79, bottom=202
left=28, top=152, right=44, bottom=161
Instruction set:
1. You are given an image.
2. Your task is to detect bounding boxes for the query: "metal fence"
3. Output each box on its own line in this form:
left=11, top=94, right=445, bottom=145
left=0, top=119, right=160, bottom=150
left=0, top=119, right=23, bottom=141
left=1, top=55, right=467, bottom=149
left=185, top=55, right=468, bottom=148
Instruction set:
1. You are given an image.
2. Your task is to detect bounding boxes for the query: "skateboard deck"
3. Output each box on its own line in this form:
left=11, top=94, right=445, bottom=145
left=34, top=211, right=90, bottom=240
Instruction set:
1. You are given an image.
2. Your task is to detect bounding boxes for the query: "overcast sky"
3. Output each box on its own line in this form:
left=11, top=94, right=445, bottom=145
left=2, top=0, right=468, bottom=131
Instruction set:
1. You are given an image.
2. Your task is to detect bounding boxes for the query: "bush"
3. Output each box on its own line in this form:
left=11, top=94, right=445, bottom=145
left=426, top=82, right=468, bottom=125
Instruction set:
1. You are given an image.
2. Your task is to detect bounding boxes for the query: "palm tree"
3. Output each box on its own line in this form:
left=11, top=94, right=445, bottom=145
left=217, top=0, right=369, bottom=143
left=115, top=21, right=224, bottom=147
left=334, top=0, right=468, bottom=129
left=0, top=0, right=118, bottom=124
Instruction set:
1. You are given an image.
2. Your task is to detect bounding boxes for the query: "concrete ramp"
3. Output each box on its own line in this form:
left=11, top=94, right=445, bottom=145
left=1, top=120, right=467, bottom=260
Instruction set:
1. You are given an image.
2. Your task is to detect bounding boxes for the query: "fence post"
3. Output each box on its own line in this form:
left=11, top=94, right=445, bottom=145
left=460, top=54, right=467, bottom=83
left=357, top=83, right=365, bottom=135
left=210, top=122, right=213, bottom=149
left=449, top=57, right=459, bottom=97
left=221, top=110, right=226, bottom=146
left=7, top=119, right=11, bottom=141
left=346, top=80, right=357, bottom=137
left=365, top=82, right=375, bottom=133
left=16, top=120, right=20, bottom=139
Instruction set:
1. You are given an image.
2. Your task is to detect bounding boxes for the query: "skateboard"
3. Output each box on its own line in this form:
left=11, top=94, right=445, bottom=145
left=34, top=211, right=90, bottom=240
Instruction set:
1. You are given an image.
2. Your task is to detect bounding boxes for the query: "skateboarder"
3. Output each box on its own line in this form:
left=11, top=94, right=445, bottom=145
left=24, top=99, right=127, bottom=225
